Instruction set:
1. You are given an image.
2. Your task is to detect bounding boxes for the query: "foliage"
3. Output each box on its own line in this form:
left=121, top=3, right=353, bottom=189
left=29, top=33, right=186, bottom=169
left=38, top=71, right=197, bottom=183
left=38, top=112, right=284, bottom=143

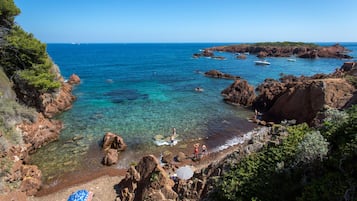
left=215, top=124, right=311, bottom=201
left=294, top=131, right=329, bottom=165
left=346, top=75, right=357, bottom=88
left=213, top=105, right=357, bottom=201
left=0, top=4, right=60, bottom=92
left=0, top=0, right=20, bottom=28
left=253, top=41, right=318, bottom=48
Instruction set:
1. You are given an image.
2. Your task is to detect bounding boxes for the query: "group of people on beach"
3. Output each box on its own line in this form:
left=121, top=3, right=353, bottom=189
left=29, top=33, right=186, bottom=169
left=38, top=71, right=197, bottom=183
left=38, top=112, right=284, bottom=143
left=170, top=127, right=208, bottom=160
left=193, top=143, right=207, bottom=160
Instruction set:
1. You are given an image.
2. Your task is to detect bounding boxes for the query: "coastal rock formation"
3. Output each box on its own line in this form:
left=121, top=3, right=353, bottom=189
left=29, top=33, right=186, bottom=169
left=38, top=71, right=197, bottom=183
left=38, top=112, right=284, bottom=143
left=103, top=149, right=119, bottom=166
left=13, top=65, right=78, bottom=118
left=17, top=113, right=63, bottom=154
left=116, top=155, right=178, bottom=201
left=67, top=73, right=81, bottom=85
left=40, top=81, right=76, bottom=118
left=252, top=63, right=357, bottom=124
left=265, top=79, right=354, bottom=123
left=221, top=79, right=256, bottom=106
left=102, top=132, right=127, bottom=166
left=192, top=49, right=214, bottom=58
left=204, top=70, right=240, bottom=80
left=102, top=132, right=127, bottom=151
left=204, top=43, right=352, bottom=59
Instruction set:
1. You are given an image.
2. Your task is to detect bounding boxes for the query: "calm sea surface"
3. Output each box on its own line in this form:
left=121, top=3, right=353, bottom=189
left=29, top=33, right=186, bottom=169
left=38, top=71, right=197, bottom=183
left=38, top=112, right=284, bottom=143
left=30, top=42, right=357, bottom=182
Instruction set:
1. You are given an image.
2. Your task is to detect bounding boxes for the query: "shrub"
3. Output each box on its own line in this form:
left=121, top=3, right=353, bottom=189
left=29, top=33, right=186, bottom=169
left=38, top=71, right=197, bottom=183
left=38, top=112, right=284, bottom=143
left=294, top=131, right=329, bottom=165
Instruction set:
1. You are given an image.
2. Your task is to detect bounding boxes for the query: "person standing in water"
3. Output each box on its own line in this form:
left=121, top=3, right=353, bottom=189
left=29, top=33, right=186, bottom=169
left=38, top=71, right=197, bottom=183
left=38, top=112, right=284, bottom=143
left=170, top=127, right=177, bottom=146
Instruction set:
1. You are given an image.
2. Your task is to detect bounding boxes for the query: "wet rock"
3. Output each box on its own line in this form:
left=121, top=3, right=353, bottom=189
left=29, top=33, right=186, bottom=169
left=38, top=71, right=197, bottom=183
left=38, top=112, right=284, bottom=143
left=102, top=132, right=127, bottom=151
left=103, top=149, right=119, bottom=166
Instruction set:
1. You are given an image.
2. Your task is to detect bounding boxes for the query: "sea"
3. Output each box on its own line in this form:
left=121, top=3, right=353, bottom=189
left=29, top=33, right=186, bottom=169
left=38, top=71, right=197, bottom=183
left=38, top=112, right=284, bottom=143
left=30, top=42, right=357, bottom=184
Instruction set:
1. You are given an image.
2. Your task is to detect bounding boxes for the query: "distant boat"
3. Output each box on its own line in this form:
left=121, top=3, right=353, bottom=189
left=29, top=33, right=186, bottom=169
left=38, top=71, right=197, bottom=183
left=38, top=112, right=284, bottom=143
left=287, top=58, right=296, bottom=62
left=244, top=52, right=250, bottom=55
left=254, top=60, right=271, bottom=65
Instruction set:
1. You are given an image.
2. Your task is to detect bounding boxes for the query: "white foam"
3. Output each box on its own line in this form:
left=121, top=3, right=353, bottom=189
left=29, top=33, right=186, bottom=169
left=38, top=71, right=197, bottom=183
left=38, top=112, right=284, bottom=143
left=211, top=127, right=270, bottom=153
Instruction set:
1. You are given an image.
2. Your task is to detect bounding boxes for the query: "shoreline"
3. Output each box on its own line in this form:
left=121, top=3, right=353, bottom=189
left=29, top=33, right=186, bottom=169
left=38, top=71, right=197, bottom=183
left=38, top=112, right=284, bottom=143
left=29, top=124, right=263, bottom=200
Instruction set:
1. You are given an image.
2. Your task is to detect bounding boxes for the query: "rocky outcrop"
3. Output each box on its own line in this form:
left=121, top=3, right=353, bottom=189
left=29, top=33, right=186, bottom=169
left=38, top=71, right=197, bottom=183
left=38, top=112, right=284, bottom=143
left=102, top=132, right=127, bottom=166
left=40, top=82, right=76, bottom=118
left=12, top=66, right=78, bottom=118
left=204, top=70, right=240, bottom=80
left=221, top=79, right=256, bottom=106
left=116, top=155, right=178, bottom=201
left=41, top=73, right=80, bottom=118
left=67, top=73, right=81, bottom=85
left=17, top=113, right=63, bottom=154
left=203, top=43, right=352, bottom=59
left=265, top=79, right=354, bottom=123
left=253, top=64, right=356, bottom=124
left=4, top=145, right=42, bottom=196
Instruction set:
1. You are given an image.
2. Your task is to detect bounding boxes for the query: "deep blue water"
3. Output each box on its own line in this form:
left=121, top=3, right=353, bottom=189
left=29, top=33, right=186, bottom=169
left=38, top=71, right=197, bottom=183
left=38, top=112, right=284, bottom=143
left=31, top=42, right=357, bottom=181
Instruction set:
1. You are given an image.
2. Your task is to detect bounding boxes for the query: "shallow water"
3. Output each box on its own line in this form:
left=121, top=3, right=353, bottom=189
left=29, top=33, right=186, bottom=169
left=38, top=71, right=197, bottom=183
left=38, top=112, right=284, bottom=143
left=30, top=42, right=357, bottom=183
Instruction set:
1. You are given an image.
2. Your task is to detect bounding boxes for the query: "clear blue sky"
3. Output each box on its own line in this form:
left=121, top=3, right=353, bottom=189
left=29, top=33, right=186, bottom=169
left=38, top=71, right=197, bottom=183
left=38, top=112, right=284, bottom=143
left=14, top=0, right=357, bottom=43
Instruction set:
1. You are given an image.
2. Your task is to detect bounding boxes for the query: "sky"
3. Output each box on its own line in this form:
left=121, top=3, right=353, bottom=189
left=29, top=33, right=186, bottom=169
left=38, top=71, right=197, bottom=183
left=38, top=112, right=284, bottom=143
left=13, top=0, right=357, bottom=43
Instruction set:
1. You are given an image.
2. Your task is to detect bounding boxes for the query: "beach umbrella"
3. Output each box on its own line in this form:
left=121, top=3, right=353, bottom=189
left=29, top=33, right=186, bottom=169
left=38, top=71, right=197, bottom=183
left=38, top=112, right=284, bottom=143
left=67, top=189, right=91, bottom=201
left=176, top=165, right=194, bottom=180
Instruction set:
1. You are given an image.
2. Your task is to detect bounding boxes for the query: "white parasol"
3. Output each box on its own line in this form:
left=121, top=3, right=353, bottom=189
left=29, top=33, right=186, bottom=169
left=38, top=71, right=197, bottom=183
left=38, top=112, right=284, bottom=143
left=175, top=165, right=194, bottom=180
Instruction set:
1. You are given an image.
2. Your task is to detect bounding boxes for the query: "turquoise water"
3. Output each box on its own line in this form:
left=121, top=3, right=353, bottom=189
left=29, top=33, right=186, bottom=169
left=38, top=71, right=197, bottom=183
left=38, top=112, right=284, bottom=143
left=31, top=43, right=357, bottom=182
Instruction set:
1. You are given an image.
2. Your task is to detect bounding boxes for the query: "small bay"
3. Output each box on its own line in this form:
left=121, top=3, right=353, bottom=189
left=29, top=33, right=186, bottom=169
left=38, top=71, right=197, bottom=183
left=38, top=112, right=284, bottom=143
left=31, top=42, right=357, bottom=183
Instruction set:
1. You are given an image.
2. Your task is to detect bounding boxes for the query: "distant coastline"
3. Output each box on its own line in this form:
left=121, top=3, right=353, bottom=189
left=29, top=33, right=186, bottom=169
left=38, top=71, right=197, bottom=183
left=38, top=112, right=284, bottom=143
left=199, top=42, right=353, bottom=59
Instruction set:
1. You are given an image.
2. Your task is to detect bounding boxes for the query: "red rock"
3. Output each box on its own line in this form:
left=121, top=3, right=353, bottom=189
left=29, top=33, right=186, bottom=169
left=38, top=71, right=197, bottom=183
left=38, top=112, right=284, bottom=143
left=68, top=74, right=81, bottom=85
left=102, top=132, right=127, bottom=151
left=17, top=113, right=62, bottom=154
left=221, top=79, right=256, bottom=106
left=103, top=149, right=119, bottom=166
left=117, top=155, right=177, bottom=201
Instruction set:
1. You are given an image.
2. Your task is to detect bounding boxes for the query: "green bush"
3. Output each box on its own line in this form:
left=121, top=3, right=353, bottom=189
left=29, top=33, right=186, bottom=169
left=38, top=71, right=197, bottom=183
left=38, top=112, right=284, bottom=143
left=294, top=131, right=329, bottom=165
left=215, top=124, right=311, bottom=201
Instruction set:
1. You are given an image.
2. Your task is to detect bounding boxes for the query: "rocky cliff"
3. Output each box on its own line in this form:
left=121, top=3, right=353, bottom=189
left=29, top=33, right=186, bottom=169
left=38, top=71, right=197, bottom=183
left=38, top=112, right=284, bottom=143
left=0, top=65, right=80, bottom=196
left=221, top=62, right=357, bottom=124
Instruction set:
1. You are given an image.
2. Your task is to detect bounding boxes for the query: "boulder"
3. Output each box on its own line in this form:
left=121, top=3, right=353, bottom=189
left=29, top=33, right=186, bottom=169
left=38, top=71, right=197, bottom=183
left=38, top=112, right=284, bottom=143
left=116, top=155, right=178, bottom=201
left=221, top=79, right=256, bottom=106
left=103, top=149, right=119, bottom=166
left=176, top=152, right=187, bottom=162
left=102, top=132, right=127, bottom=151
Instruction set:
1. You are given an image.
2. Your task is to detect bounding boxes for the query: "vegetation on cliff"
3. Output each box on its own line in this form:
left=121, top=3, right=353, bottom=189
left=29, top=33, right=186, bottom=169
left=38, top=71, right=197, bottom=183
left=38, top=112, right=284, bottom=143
left=252, top=41, right=318, bottom=48
left=212, top=107, right=357, bottom=201
left=0, top=0, right=60, bottom=92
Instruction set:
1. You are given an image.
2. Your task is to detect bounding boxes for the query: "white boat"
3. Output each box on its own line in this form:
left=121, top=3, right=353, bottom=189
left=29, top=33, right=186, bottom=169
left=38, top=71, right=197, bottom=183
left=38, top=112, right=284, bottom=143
left=287, top=58, right=296, bottom=62
left=254, top=60, right=270, bottom=65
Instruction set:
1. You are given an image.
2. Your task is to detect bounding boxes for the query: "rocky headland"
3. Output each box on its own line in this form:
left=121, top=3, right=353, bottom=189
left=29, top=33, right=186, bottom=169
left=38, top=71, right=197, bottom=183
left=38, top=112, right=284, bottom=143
left=194, top=42, right=353, bottom=59
left=221, top=62, right=357, bottom=125
left=0, top=67, right=80, bottom=197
